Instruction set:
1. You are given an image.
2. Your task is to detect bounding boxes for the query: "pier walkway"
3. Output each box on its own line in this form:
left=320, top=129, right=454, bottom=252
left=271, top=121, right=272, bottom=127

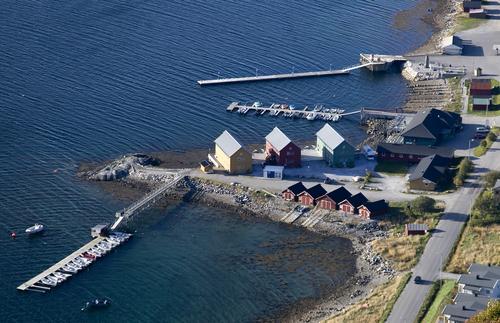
left=111, top=169, right=190, bottom=230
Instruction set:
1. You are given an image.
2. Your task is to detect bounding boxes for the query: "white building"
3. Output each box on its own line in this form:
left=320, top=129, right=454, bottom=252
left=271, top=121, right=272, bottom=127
left=442, top=36, right=463, bottom=55
left=263, top=165, right=284, bottom=180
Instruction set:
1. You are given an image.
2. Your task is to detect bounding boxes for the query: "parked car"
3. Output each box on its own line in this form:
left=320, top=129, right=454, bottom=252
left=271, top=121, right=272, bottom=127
left=474, top=132, right=487, bottom=139
left=476, top=126, right=490, bottom=133
left=414, top=275, right=422, bottom=284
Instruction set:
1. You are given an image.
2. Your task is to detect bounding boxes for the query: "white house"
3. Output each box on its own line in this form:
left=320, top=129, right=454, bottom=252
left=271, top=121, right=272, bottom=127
left=442, top=36, right=463, bottom=55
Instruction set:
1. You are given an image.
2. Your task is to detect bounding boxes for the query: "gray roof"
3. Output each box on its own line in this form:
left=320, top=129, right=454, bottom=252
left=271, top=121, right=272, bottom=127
left=443, top=303, right=484, bottom=322
left=406, top=223, right=428, bottom=231
left=377, top=143, right=455, bottom=159
left=458, top=273, right=499, bottom=289
left=316, top=123, right=349, bottom=151
left=265, top=127, right=292, bottom=151
left=214, top=130, right=244, bottom=157
left=408, top=154, right=451, bottom=183
left=469, top=263, right=500, bottom=276
left=454, top=293, right=490, bottom=305
left=401, top=108, right=461, bottom=140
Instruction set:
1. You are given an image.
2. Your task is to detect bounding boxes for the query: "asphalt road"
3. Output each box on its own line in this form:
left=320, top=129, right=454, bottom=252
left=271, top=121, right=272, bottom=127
left=386, top=130, right=500, bottom=323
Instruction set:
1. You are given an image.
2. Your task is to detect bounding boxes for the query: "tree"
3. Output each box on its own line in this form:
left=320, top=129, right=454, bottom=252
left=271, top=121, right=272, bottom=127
left=487, top=131, right=497, bottom=142
left=410, top=196, right=436, bottom=216
left=480, top=139, right=488, bottom=148
left=468, top=300, right=500, bottom=323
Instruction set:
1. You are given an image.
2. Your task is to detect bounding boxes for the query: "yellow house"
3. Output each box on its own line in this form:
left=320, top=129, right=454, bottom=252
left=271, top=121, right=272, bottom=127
left=214, top=130, right=252, bottom=174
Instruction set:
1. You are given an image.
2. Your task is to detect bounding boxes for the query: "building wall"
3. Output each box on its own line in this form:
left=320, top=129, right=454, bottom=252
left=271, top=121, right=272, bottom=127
left=299, top=194, right=314, bottom=206
left=443, top=46, right=462, bottom=55
left=409, top=178, right=437, bottom=191
left=403, top=136, right=437, bottom=146
left=339, top=202, right=354, bottom=214
left=377, top=151, right=422, bottom=163
left=229, top=148, right=252, bottom=174
left=317, top=198, right=335, bottom=210
left=359, top=207, right=371, bottom=219
left=317, top=138, right=355, bottom=167
left=215, top=145, right=252, bottom=174
left=282, top=191, right=295, bottom=201
left=472, top=104, right=488, bottom=111
left=266, top=141, right=301, bottom=168
left=470, top=89, right=492, bottom=96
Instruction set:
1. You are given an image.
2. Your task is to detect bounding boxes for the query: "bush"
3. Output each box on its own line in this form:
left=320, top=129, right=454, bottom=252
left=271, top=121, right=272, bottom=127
left=468, top=300, right=500, bottom=323
left=453, top=158, right=473, bottom=186
left=480, top=140, right=488, bottom=148
left=410, top=196, right=436, bottom=216
left=471, top=190, right=500, bottom=226
left=487, top=131, right=497, bottom=142
left=483, top=170, right=500, bottom=188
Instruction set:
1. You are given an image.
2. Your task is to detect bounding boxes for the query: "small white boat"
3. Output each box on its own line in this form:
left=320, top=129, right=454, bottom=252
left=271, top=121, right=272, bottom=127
left=25, top=224, right=44, bottom=235
left=41, top=277, right=57, bottom=286
left=69, top=261, right=82, bottom=270
left=53, top=272, right=70, bottom=280
left=62, top=265, right=78, bottom=273
left=306, top=113, right=316, bottom=121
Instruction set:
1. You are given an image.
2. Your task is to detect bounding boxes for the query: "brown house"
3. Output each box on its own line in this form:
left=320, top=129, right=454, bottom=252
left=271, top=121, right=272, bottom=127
left=338, top=193, right=368, bottom=214
left=316, top=186, right=352, bottom=210
left=282, top=182, right=306, bottom=201
left=357, top=200, right=388, bottom=219
left=265, top=127, right=301, bottom=168
left=470, top=78, right=492, bottom=96
left=408, top=154, right=451, bottom=191
left=298, top=184, right=327, bottom=206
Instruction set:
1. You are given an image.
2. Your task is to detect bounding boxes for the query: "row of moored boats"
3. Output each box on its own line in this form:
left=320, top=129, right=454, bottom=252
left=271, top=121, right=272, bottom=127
left=236, top=102, right=344, bottom=122
left=31, top=232, right=132, bottom=291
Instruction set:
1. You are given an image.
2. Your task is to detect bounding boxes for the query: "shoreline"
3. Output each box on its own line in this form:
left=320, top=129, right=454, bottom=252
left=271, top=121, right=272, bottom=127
left=81, top=166, right=395, bottom=322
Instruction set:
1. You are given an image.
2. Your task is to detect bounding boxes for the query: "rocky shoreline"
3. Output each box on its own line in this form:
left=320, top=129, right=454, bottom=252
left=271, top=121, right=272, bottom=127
left=79, top=157, right=396, bottom=322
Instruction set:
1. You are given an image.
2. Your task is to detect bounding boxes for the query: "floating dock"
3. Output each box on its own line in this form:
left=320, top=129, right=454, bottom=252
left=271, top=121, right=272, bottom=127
left=197, top=69, right=350, bottom=86
left=226, top=102, right=361, bottom=122
left=17, top=233, right=131, bottom=293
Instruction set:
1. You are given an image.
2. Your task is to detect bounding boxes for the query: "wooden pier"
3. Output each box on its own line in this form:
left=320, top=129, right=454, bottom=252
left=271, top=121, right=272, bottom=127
left=226, top=102, right=360, bottom=122
left=17, top=233, right=131, bottom=292
left=197, top=69, right=350, bottom=86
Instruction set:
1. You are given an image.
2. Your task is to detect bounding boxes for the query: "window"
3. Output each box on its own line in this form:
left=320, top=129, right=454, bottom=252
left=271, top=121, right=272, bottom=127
left=409, top=155, right=413, bottom=159
left=390, top=153, right=395, bottom=157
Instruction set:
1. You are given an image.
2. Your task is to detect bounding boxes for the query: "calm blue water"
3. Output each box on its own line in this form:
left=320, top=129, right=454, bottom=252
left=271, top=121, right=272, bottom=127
left=0, top=0, right=431, bottom=322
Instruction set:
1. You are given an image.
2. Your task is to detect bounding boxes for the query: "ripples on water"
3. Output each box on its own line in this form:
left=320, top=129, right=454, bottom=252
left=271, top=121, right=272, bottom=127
left=0, top=0, right=430, bottom=321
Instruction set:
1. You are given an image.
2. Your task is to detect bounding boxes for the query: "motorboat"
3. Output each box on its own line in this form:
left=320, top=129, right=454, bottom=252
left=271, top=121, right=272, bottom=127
left=68, top=261, right=82, bottom=270
left=104, top=239, right=119, bottom=246
left=306, top=113, right=316, bottom=121
left=41, top=277, right=57, bottom=287
left=81, top=299, right=111, bottom=311
left=53, top=272, right=71, bottom=280
left=49, top=274, right=64, bottom=284
left=90, top=248, right=103, bottom=256
left=97, top=243, right=112, bottom=251
left=25, top=224, right=44, bottom=235
left=82, top=252, right=96, bottom=260
left=61, top=264, right=78, bottom=273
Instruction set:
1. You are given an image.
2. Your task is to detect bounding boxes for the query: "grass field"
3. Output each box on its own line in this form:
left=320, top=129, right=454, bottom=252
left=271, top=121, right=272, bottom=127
left=447, top=224, right=500, bottom=273
left=374, top=161, right=408, bottom=175
left=325, top=273, right=411, bottom=323
left=421, top=280, right=457, bottom=323
left=473, top=128, right=499, bottom=157
left=454, top=16, right=487, bottom=32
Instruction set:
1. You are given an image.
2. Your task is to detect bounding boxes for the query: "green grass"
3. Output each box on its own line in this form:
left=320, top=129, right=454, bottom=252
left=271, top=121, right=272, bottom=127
left=454, top=16, right=487, bottom=32
left=374, top=161, right=408, bottom=175
left=379, top=272, right=412, bottom=323
left=421, top=280, right=457, bottom=323
left=445, top=77, right=463, bottom=113
left=473, top=129, right=499, bottom=157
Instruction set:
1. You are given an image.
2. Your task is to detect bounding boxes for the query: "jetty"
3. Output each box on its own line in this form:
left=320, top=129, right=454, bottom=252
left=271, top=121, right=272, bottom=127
left=197, top=69, right=349, bottom=86
left=111, top=169, right=190, bottom=230
left=226, top=102, right=360, bottom=122
left=17, top=232, right=132, bottom=293
left=18, top=169, right=190, bottom=293
left=198, top=54, right=407, bottom=86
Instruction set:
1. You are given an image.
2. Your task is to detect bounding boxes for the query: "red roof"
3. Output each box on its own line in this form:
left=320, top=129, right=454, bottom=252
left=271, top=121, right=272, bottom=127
left=470, top=79, right=492, bottom=90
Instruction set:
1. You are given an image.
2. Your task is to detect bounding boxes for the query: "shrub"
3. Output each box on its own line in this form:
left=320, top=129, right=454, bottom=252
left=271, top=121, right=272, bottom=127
left=468, top=300, right=500, bottom=323
left=487, top=131, right=497, bottom=142
left=410, top=196, right=436, bottom=216
left=471, top=190, right=500, bottom=226
left=453, top=158, right=473, bottom=186
left=480, top=140, right=488, bottom=148
left=483, top=171, right=500, bottom=188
